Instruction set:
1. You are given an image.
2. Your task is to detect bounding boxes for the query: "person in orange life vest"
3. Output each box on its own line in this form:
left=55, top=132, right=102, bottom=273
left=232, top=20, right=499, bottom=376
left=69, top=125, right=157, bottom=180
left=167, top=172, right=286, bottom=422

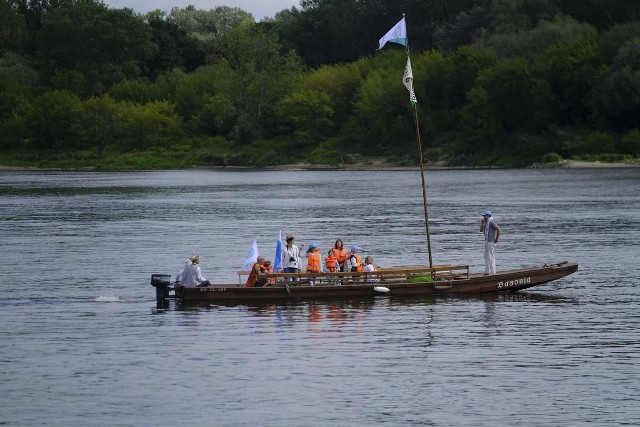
left=332, top=239, right=347, bottom=272
left=363, top=256, right=379, bottom=282
left=306, top=242, right=322, bottom=286
left=325, top=249, right=339, bottom=272
left=346, top=245, right=363, bottom=272
left=306, top=243, right=322, bottom=273
left=263, top=260, right=275, bottom=286
left=246, top=256, right=269, bottom=287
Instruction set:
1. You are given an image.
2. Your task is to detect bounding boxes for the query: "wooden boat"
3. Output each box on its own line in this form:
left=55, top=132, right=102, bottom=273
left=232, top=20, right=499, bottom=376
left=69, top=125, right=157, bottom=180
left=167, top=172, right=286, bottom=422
left=151, top=261, right=578, bottom=305
left=151, top=22, right=579, bottom=306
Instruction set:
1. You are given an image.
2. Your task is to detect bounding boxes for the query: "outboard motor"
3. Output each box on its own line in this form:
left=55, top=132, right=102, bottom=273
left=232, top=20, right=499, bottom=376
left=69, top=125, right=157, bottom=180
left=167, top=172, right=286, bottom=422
left=151, top=274, right=171, bottom=308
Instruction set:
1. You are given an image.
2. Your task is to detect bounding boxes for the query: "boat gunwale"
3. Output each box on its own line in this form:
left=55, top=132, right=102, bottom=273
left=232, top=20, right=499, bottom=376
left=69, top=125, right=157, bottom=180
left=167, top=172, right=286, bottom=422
left=171, top=262, right=578, bottom=302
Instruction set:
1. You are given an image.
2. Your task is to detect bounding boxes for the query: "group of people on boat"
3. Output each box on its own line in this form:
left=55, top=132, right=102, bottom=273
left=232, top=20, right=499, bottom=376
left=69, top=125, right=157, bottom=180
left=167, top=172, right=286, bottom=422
left=173, top=236, right=377, bottom=288
left=174, top=209, right=500, bottom=288
left=247, top=236, right=377, bottom=287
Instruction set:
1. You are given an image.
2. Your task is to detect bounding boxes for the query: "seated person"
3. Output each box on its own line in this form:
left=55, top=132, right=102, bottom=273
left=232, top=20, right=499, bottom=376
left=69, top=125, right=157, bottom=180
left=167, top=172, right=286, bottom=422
left=363, top=256, right=379, bottom=283
left=246, top=256, right=269, bottom=287
left=263, top=260, right=276, bottom=286
left=177, top=254, right=210, bottom=287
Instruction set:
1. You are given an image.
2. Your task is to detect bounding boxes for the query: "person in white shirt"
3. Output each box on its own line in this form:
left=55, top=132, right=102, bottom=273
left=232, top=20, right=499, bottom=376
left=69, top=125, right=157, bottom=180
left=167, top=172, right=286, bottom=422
left=363, top=256, right=379, bottom=283
left=480, top=210, right=501, bottom=274
left=282, top=235, right=304, bottom=274
left=177, top=254, right=210, bottom=287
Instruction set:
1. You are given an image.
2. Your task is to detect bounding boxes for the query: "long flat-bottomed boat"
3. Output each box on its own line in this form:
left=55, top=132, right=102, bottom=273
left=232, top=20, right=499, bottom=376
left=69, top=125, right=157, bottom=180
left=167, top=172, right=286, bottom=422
left=151, top=261, right=578, bottom=305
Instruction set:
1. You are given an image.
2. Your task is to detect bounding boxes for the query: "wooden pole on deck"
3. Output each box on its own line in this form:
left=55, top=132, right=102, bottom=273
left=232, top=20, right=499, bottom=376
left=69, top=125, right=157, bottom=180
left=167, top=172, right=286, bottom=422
left=404, top=14, right=433, bottom=268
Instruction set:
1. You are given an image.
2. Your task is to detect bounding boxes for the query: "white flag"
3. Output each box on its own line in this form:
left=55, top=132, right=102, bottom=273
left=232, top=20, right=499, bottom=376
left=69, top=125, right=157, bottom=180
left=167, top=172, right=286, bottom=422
left=241, top=240, right=258, bottom=274
left=403, top=57, right=413, bottom=92
left=403, top=58, right=418, bottom=104
left=378, top=17, right=407, bottom=50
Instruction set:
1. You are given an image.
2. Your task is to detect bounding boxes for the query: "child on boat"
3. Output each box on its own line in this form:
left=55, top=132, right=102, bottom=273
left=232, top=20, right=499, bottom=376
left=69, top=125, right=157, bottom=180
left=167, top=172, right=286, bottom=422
left=325, top=249, right=339, bottom=272
left=363, top=256, right=379, bottom=283
left=306, top=243, right=322, bottom=286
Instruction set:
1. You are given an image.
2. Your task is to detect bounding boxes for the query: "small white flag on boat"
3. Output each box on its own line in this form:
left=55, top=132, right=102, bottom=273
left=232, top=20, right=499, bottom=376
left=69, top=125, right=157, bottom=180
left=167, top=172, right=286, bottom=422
left=241, top=240, right=258, bottom=278
left=403, top=57, right=417, bottom=105
left=378, top=17, right=407, bottom=50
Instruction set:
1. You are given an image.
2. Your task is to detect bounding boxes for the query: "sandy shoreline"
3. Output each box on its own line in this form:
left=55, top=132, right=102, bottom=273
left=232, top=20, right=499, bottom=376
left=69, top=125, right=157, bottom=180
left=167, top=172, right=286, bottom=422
left=553, top=160, right=640, bottom=168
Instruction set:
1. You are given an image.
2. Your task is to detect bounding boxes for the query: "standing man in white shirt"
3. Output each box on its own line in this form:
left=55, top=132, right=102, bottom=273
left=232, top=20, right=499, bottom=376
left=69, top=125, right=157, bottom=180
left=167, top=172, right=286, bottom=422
left=480, top=210, right=501, bottom=275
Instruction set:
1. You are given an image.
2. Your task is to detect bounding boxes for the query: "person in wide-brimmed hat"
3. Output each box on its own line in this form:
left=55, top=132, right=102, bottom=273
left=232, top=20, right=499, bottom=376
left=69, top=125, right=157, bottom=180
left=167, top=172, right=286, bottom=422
left=480, top=210, right=501, bottom=274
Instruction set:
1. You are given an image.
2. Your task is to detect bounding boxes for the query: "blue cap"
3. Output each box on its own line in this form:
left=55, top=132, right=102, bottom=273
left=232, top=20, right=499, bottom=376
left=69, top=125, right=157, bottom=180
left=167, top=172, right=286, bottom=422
left=351, top=245, right=361, bottom=251
left=308, top=242, right=318, bottom=249
left=481, top=210, right=492, bottom=216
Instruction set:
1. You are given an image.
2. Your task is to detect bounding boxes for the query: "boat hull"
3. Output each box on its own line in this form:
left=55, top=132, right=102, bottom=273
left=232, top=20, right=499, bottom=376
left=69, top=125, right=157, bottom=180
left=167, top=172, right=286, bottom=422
left=173, top=262, right=578, bottom=303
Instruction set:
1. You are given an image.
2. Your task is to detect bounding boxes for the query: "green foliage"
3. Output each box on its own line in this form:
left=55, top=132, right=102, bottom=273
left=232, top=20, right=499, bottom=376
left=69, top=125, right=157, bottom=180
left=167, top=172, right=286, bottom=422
left=116, top=100, right=183, bottom=150
left=144, top=13, right=205, bottom=78
left=462, top=56, right=556, bottom=147
left=110, top=79, right=161, bottom=103
left=619, top=129, right=640, bottom=156
left=595, top=39, right=640, bottom=130
left=542, top=152, right=563, bottom=163
left=0, top=0, right=29, bottom=54
left=194, top=93, right=237, bottom=136
left=0, top=53, right=36, bottom=148
left=1, top=1, right=640, bottom=169
left=209, top=22, right=304, bottom=143
left=483, top=15, right=598, bottom=59
left=305, top=138, right=345, bottom=166
left=277, top=89, right=334, bottom=140
left=563, top=130, right=616, bottom=156
left=30, top=90, right=85, bottom=150
left=433, top=5, right=491, bottom=49
left=83, top=94, right=117, bottom=156
left=533, top=37, right=600, bottom=124
left=36, top=1, right=156, bottom=95
left=600, top=23, right=640, bottom=63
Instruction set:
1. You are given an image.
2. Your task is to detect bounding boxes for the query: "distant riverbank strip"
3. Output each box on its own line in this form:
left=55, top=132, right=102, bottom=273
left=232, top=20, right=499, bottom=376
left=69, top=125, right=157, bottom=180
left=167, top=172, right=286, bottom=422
left=1, top=158, right=638, bottom=172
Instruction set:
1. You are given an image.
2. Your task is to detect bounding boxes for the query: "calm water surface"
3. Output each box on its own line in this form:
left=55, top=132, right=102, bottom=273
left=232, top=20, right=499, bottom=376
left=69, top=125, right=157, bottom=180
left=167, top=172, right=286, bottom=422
left=1, top=168, right=639, bottom=426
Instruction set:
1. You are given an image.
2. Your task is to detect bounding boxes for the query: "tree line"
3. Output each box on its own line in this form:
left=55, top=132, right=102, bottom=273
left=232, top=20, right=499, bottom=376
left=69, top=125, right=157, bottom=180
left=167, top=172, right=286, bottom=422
left=1, top=0, right=639, bottom=168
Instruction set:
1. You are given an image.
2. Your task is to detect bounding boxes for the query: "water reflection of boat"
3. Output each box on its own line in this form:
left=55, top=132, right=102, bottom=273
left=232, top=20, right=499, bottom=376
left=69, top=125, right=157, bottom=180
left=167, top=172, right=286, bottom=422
left=151, top=261, right=577, bottom=307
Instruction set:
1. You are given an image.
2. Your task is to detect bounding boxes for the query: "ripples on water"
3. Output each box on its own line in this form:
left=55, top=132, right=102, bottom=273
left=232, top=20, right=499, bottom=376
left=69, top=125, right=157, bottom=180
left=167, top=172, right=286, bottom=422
left=1, top=168, right=639, bottom=426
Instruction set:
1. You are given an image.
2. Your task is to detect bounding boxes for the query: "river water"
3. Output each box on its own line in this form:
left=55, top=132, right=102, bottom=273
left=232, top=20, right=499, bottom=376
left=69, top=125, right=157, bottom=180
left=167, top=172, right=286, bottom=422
left=1, top=168, right=639, bottom=426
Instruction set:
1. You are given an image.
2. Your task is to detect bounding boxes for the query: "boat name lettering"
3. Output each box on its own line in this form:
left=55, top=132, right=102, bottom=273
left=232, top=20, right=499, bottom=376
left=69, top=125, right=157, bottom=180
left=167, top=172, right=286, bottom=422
left=199, top=287, right=227, bottom=292
left=497, top=277, right=531, bottom=289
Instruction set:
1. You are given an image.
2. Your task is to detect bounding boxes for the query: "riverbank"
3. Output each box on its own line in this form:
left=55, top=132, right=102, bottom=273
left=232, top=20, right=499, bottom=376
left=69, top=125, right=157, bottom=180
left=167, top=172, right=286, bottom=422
left=1, top=158, right=638, bottom=171
left=268, top=158, right=640, bottom=170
